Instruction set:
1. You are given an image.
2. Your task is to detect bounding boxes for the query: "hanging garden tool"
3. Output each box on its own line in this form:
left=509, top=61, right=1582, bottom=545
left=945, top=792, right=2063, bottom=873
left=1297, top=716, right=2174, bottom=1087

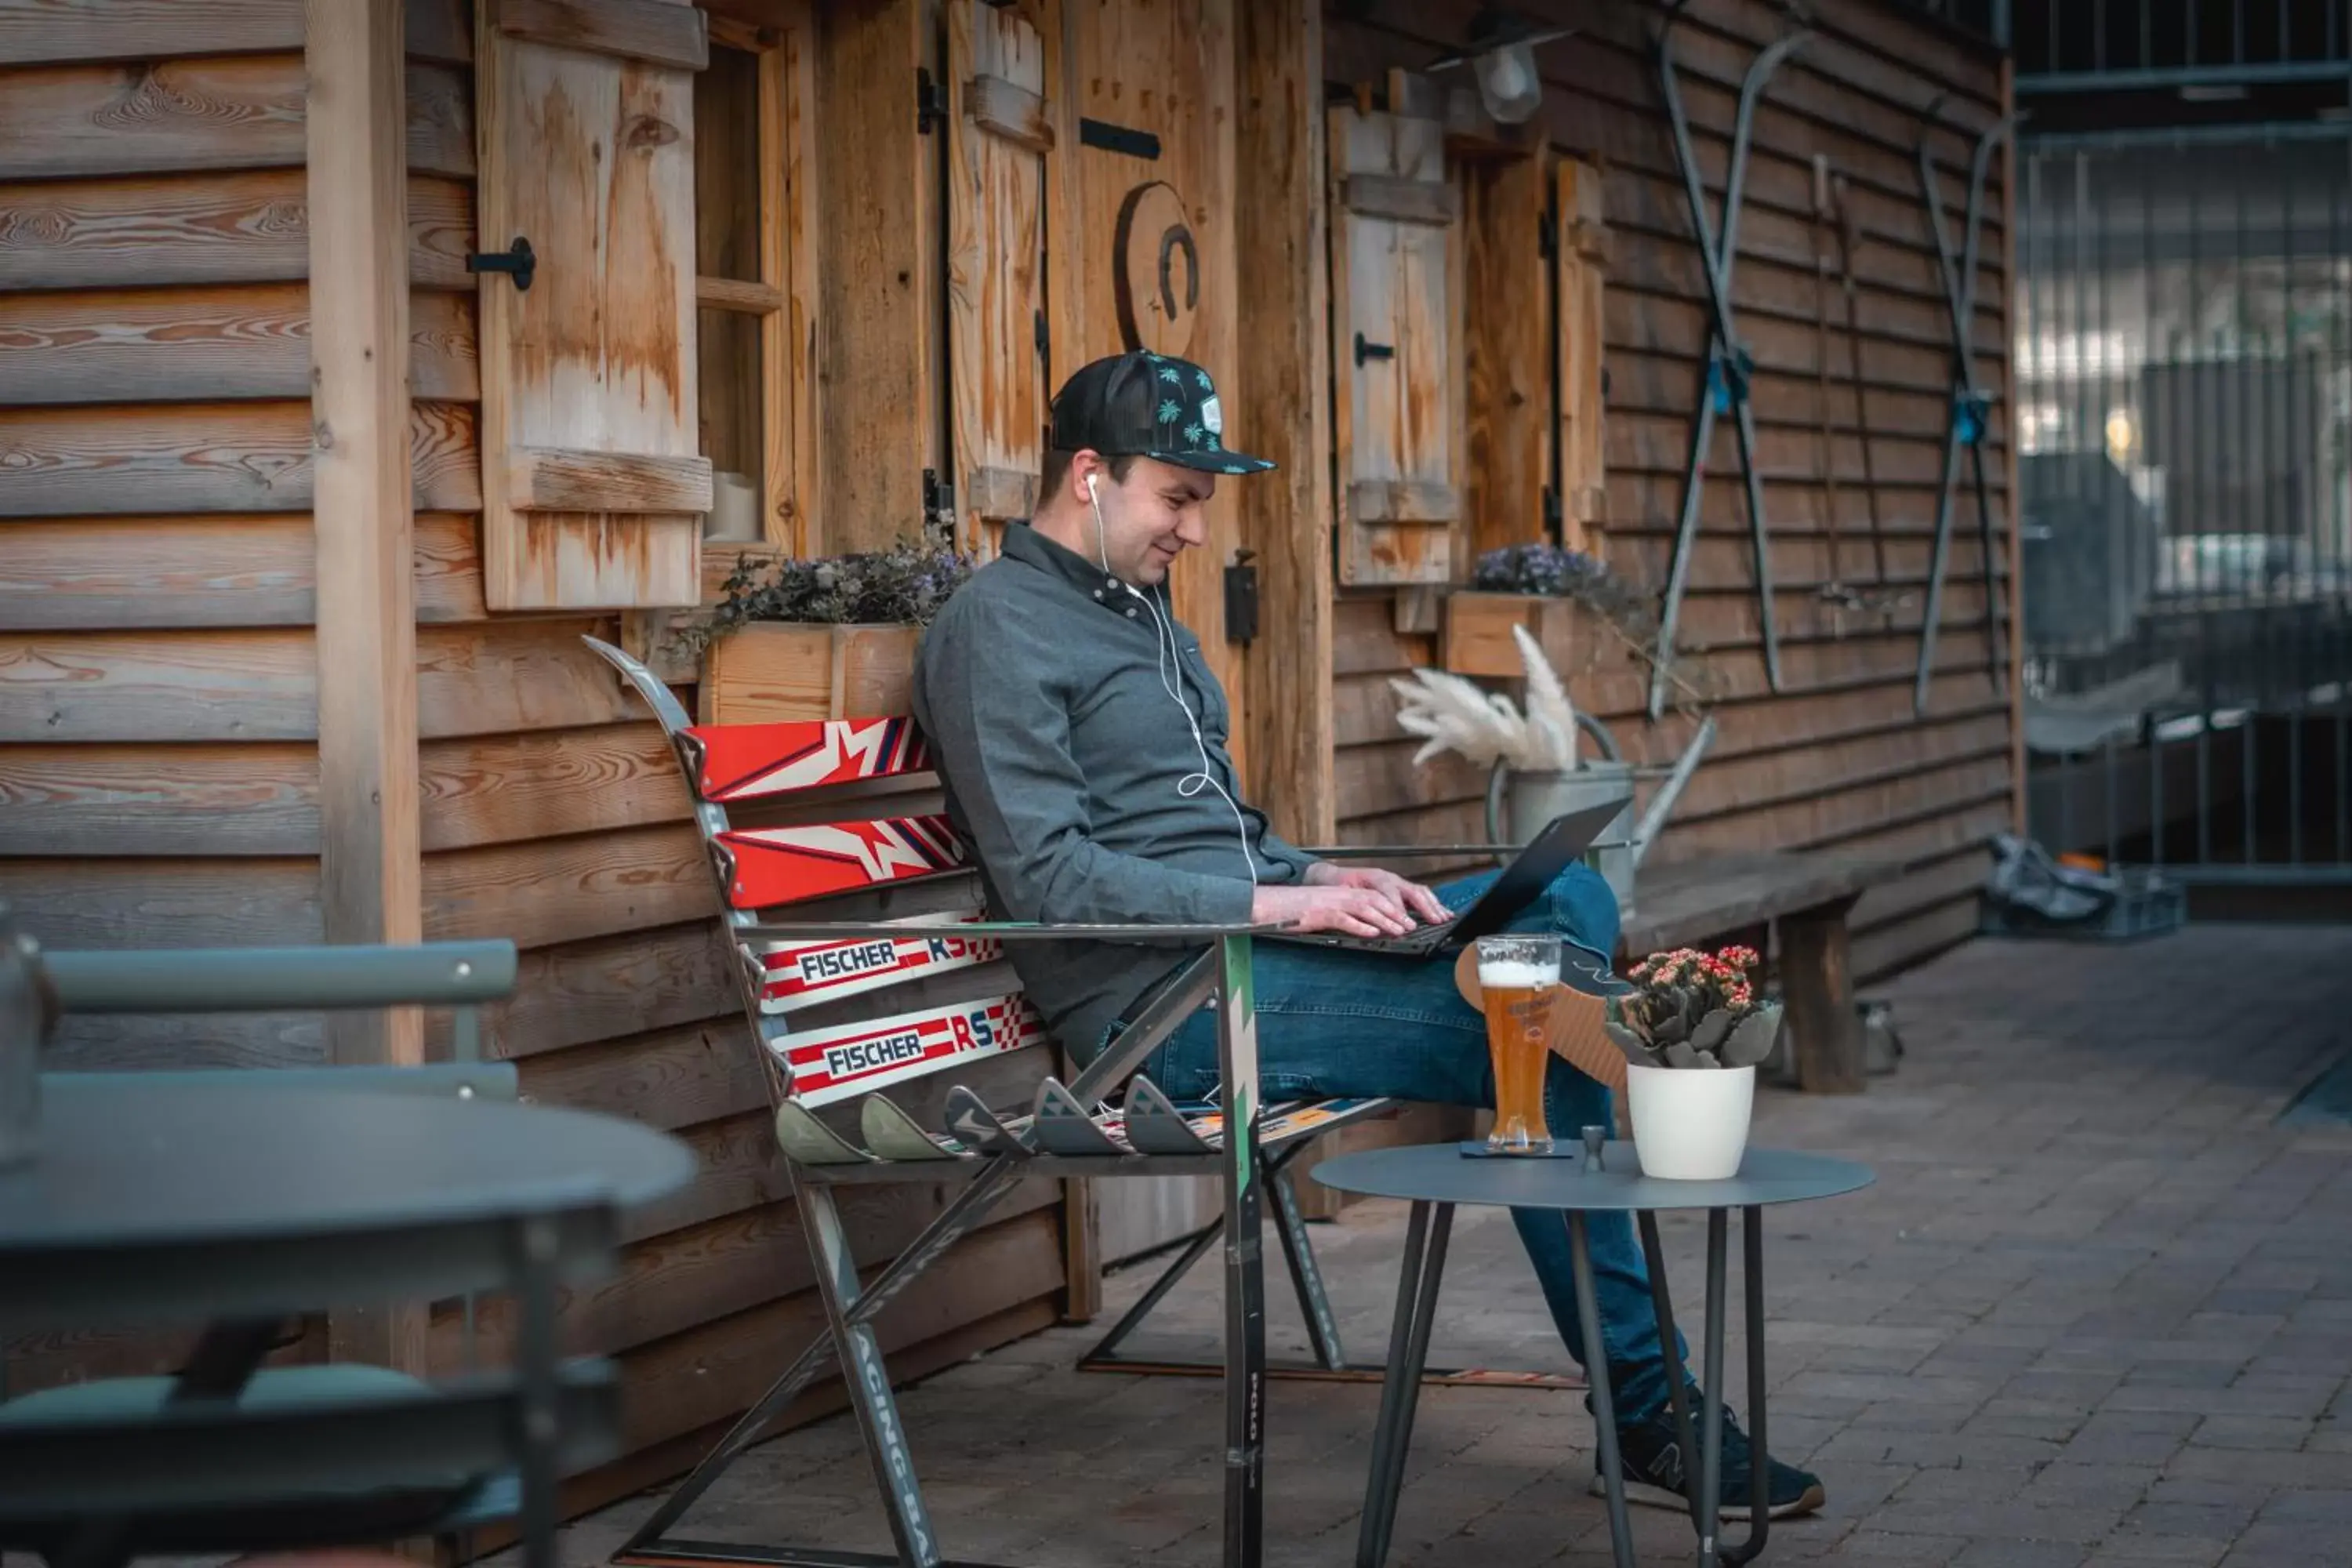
left=1650, top=1, right=1812, bottom=720
left=1808, top=156, right=1908, bottom=630
left=1915, top=103, right=2013, bottom=716
left=1809, top=154, right=1862, bottom=627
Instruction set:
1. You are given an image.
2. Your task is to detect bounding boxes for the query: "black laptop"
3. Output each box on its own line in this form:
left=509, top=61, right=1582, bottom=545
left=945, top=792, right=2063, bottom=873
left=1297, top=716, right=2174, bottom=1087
left=1274, top=794, right=1632, bottom=958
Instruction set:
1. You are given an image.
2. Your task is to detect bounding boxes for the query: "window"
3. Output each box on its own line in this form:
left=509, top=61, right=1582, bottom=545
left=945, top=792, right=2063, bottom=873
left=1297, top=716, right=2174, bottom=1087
left=695, top=5, right=819, bottom=569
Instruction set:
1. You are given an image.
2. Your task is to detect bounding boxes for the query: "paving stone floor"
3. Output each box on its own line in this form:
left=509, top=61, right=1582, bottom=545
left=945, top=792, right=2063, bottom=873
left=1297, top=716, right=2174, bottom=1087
left=540, top=924, right=2352, bottom=1567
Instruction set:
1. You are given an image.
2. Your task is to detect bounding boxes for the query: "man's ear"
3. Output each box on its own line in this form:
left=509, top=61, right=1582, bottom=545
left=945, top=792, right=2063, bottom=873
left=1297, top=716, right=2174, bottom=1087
left=1070, top=449, right=1105, bottom=504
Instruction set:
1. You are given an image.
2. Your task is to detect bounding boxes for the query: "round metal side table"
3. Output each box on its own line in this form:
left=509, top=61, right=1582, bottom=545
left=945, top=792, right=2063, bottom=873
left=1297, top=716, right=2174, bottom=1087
left=1314, top=1140, right=1873, bottom=1568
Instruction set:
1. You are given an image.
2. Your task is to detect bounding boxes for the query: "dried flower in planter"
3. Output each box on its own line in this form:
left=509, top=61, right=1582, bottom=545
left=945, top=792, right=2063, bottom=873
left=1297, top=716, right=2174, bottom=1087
left=666, top=531, right=977, bottom=659
left=1472, top=543, right=1659, bottom=641
left=1604, top=945, right=1784, bottom=1071
left=1389, top=622, right=1583, bottom=773
left=1470, top=543, right=1723, bottom=711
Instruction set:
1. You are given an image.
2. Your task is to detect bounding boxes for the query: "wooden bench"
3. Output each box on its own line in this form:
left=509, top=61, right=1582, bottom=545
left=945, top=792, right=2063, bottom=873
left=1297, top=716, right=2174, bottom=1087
left=584, top=636, right=1421, bottom=1568
left=1621, top=852, right=1904, bottom=1094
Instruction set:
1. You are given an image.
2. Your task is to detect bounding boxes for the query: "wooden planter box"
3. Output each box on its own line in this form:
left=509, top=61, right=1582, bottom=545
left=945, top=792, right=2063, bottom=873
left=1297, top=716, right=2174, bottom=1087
left=1440, top=590, right=1587, bottom=678
left=699, top=622, right=921, bottom=724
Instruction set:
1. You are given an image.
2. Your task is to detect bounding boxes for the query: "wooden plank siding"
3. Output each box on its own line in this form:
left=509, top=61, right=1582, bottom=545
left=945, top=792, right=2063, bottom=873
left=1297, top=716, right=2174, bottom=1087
left=1323, top=0, right=2013, bottom=979
left=0, top=5, right=1072, bottom=1521
left=0, top=0, right=326, bottom=1114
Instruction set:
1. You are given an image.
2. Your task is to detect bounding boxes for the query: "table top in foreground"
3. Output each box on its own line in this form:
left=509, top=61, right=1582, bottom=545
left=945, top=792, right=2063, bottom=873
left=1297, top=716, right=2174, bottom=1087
left=1312, top=1142, right=1873, bottom=1211
left=0, top=1076, right=696, bottom=1327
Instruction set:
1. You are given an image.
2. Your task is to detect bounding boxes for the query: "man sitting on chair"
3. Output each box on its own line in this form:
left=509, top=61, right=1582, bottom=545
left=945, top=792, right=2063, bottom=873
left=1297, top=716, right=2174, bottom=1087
left=912, top=350, right=1824, bottom=1522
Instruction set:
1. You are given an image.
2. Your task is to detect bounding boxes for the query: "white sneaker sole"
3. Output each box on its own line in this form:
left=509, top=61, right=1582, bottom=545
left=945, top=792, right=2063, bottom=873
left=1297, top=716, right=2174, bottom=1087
left=1592, top=1473, right=1828, bottom=1521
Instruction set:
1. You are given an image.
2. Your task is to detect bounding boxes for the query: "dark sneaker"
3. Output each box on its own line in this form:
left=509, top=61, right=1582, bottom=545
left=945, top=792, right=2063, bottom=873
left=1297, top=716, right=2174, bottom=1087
left=1594, top=1395, right=1826, bottom=1520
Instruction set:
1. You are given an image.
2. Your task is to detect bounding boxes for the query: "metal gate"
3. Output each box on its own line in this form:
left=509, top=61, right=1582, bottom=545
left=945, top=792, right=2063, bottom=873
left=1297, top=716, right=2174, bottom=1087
left=2015, top=124, right=2352, bottom=884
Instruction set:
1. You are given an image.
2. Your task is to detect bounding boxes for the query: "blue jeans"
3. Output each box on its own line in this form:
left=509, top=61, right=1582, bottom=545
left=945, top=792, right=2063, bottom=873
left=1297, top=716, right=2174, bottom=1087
left=1138, top=864, right=1689, bottom=1427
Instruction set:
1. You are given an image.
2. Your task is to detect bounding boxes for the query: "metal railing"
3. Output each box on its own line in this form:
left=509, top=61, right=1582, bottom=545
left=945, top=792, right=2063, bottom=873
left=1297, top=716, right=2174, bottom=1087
left=2007, top=0, right=2352, bottom=93
left=2016, top=122, right=2352, bottom=885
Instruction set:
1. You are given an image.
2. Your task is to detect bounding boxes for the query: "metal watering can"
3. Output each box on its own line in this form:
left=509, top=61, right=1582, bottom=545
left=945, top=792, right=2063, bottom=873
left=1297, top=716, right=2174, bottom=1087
left=1483, top=712, right=1718, bottom=913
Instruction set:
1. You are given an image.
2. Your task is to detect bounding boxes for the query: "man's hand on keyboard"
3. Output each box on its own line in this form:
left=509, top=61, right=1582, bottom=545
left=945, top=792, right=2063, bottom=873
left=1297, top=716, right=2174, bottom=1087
left=1303, top=862, right=1450, bottom=925
left=1251, top=884, right=1420, bottom=937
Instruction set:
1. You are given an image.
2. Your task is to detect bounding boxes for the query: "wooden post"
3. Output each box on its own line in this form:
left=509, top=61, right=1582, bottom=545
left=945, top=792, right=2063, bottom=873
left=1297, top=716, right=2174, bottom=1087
left=307, top=0, right=424, bottom=1370
left=1059, top=1160, right=1103, bottom=1323
left=1234, top=0, right=1336, bottom=845
left=1780, top=901, right=1865, bottom=1094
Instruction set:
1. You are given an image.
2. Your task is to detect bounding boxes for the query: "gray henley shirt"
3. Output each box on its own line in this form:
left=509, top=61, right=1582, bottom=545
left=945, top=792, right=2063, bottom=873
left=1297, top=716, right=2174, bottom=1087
left=910, top=524, right=1318, bottom=1061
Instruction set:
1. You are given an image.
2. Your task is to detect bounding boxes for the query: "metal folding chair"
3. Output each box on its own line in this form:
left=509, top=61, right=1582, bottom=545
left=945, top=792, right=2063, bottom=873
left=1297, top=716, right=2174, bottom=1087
left=0, top=924, right=553, bottom=1568
left=586, top=636, right=1399, bottom=1568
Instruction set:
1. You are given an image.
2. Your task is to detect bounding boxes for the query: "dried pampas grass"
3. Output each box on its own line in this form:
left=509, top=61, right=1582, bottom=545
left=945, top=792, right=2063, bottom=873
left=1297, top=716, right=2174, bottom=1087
left=1388, top=621, right=1583, bottom=774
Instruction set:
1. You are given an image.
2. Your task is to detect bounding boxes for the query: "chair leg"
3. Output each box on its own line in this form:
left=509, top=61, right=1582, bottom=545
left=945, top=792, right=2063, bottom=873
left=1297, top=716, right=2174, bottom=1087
left=1076, top=1133, right=1580, bottom=1392
left=801, top=1179, right=944, bottom=1568
left=1213, top=936, right=1265, bottom=1568
left=1073, top=1139, right=1315, bottom=1372
left=1267, top=1165, right=1348, bottom=1373
left=615, top=1162, right=1029, bottom=1565
left=1074, top=1214, right=1225, bottom=1367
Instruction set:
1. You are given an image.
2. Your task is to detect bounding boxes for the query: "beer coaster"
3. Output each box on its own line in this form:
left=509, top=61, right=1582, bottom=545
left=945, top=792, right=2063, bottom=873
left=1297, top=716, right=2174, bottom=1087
left=1457, top=1141, right=1594, bottom=1160
left=1453, top=946, right=1631, bottom=1094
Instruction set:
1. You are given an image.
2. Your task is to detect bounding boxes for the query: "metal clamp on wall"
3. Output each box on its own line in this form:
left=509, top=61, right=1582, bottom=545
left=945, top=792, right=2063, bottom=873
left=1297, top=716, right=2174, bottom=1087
left=1915, top=106, right=2014, bottom=717
left=1650, top=1, right=1811, bottom=720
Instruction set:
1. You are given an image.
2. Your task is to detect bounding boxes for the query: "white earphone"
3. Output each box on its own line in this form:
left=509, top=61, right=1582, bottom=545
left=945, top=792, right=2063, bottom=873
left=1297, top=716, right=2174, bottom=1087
left=1086, top=466, right=1258, bottom=887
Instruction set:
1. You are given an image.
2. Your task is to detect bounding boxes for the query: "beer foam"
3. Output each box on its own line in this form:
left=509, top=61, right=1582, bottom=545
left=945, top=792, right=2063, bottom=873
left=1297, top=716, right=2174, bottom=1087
left=1475, top=959, right=1559, bottom=989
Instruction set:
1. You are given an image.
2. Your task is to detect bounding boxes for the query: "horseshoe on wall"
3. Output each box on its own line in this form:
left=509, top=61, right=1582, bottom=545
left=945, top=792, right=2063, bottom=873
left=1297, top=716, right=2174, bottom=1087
left=1114, top=180, right=1200, bottom=356
left=1156, top=224, right=1199, bottom=321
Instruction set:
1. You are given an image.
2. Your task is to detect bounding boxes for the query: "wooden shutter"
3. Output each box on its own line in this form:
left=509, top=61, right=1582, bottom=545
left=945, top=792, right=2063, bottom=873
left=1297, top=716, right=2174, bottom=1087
left=1329, top=99, right=1462, bottom=588
left=1555, top=155, right=1610, bottom=547
left=475, top=0, right=713, bottom=611
left=946, top=0, right=1052, bottom=560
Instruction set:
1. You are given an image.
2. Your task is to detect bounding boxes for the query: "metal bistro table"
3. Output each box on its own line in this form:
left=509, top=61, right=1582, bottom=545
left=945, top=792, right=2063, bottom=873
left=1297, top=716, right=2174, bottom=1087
left=1315, top=1141, right=1872, bottom=1568
left=0, top=1074, right=698, bottom=1568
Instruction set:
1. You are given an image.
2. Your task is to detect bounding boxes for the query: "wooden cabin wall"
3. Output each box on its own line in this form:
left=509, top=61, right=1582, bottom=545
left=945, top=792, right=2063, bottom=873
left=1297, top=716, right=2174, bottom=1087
left=397, top=0, right=1066, bottom=1523
left=0, top=0, right=1065, bottom=1511
left=0, top=0, right=346, bottom=1388
left=1325, top=0, right=2013, bottom=979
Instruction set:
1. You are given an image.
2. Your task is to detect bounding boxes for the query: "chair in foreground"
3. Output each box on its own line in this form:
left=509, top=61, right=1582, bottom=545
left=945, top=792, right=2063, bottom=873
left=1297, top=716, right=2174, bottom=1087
left=0, top=923, right=601, bottom=1568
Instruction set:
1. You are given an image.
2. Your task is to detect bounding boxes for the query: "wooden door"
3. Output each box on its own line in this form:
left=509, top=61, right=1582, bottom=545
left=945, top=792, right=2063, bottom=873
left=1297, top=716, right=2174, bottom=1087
left=1051, top=0, right=1244, bottom=775
left=1051, top=0, right=1241, bottom=1265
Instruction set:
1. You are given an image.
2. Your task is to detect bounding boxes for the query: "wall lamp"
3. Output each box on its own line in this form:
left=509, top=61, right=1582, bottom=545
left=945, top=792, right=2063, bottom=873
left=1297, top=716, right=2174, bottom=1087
left=1426, top=7, right=1577, bottom=125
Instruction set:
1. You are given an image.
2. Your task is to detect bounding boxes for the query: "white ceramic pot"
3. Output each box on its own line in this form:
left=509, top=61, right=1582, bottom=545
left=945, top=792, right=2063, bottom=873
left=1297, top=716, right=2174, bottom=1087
left=1626, top=1063, right=1755, bottom=1180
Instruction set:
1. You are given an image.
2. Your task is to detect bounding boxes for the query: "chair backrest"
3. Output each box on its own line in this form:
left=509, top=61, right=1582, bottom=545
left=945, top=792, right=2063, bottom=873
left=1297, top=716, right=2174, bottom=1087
left=586, top=637, right=1045, bottom=1112
left=40, top=939, right=517, bottom=1063
left=38, top=1063, right=520, bottom=1103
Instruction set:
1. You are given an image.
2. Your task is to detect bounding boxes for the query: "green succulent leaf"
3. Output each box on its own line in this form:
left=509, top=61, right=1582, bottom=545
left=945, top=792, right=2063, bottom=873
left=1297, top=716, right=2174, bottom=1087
left=1719, top=1005, right=1783, bottom=1069
left=1662, top=1041, right=1703, bottom=1069
left=1690, top=1007, right=1733, bottom=1054
left=1602, top=1022, right=1651, bottom=1062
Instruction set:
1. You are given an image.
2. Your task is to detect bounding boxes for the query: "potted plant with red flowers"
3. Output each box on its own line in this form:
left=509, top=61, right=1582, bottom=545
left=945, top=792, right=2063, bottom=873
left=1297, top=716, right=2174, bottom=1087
left=1603, top=945, right=1781, bottom=1178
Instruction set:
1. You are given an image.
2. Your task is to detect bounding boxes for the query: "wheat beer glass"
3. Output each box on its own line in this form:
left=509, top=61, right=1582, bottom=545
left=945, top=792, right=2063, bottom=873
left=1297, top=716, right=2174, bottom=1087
left=1476, top=933, right=1559, bottom=1154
